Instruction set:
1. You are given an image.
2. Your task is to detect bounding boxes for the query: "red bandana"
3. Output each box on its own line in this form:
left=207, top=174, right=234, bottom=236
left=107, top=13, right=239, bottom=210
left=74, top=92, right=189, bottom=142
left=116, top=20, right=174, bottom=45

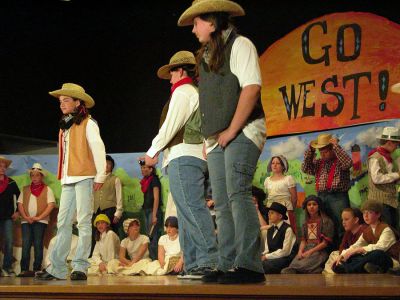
left=30, top=182, right=45, bottom=197
left=140, top=175, right=154, bottom=193
left=170, top=77, right=193, bottom=95
left=0, top=176, right=9, bottom=194
left=368, top=147, right=392, bottom=163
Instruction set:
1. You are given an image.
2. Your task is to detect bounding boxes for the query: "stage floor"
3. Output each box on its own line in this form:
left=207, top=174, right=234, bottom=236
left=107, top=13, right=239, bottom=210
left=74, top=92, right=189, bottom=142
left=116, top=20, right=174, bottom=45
left=0, top=274, right=400, bottom=300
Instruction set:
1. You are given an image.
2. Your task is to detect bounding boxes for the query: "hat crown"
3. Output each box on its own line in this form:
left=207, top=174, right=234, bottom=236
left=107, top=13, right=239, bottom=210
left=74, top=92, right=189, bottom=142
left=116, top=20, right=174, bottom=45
left=380, top=127, right=400, bottom=140
left=61, top=83, right=86, bottom=93
left=169, top=51, right=196, bottom=65
left=31, top=163, right=43, bottom=170
left=316, top=133, right=332, bottom=145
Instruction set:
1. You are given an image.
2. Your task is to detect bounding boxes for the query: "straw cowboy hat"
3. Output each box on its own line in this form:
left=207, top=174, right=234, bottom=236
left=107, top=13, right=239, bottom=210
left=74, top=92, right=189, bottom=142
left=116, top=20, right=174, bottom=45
left=376, top=127, right=400, bottom=142
left=123, top=218, right=140, bottom=234
left=0, top=156, right=12, bottom=168
left=28, top=162, right=46, bottom=177
left=178, top=0, right=245, bottom=26
left=93, top=214, right=111, bottom=226
left=390, top=82, right=400, bottom=94
left=310, top=133, right=333, bottom=149
left=157, top=51, right=196, bottom=80
left=49, top=83, right=95, bottom=108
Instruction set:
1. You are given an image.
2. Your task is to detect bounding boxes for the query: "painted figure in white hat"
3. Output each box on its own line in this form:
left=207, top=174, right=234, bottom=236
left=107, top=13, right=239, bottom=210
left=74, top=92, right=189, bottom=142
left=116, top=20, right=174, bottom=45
left=36, top=83, right=107, bottom=281
left=178, top=0, right=265, bottom=284
left=367, top=126, right=400, bottom=229
left=0, top=156, right=20, bottom=277
left=17, top=163, right=55, bottom=277
left=143, top=50, right=218, bottom=278
left=301, top=133, right=352, bottom=247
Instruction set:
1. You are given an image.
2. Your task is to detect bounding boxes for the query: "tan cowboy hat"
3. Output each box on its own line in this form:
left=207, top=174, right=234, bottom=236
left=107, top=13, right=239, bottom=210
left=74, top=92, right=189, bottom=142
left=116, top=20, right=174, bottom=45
left=49, top=83, right=95, bottom=108
left=157, top=51, right=196, bottom=80
left=28, top=162, right=46, bottom=177
left=310, top=133, right=332, bottom=149
left=376, top=126, right=400, bottom=142
left=0, top=156, right=12, bottom=168
left=123, top=218, right=140, bottom=234
left=390, top=82, right=400, bottom=94
left=178, top=0, right=245, bottom=27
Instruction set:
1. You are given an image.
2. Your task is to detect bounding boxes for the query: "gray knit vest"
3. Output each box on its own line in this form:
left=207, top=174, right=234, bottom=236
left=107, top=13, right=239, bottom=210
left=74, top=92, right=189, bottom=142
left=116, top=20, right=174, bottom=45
left=199, top=33, right=264, bottom=138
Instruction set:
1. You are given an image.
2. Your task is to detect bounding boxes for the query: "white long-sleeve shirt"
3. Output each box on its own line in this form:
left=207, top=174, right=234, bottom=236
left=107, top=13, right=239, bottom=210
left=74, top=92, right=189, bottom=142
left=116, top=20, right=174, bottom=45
left=263, top=221, right=296, bottom=259
left=91, top=230, right=120, bottom=265
left=368, top=157, right=400, bottom=184
left=146, top=84, right=204, bottom=168
left=61, top=118, right=107, bottom=185
left=113, top=176, right=123, bottom=218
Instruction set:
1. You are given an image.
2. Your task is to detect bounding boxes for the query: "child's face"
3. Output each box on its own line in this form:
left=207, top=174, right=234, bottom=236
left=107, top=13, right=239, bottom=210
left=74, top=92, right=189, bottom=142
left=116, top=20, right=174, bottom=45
left=96, top=221, right=109, bottom=233
left=192, top=16, right=215, bottom=44
left=270, top=157, right=284, bottom=174
left=165, top=225, right=178, bottom=237
left=0, top=162, right=7, bottom=176
left=30, top=172, right=43, bottom=185
left=341, top=211, right=358, bottom=231
left=306, top=200, right=319, bottom=216
left=363, top=210, right=380, bottom=225
left=128, top=223, right=140, bottom=237
left=268, top=210, right=282, bottom=224
left=140, top=165, right=153, bottom=177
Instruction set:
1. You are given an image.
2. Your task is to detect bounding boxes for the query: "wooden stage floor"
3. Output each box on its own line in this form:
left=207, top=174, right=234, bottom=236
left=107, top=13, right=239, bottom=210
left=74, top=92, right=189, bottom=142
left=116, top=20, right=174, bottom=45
left=0, top=274, right=400, bottom=300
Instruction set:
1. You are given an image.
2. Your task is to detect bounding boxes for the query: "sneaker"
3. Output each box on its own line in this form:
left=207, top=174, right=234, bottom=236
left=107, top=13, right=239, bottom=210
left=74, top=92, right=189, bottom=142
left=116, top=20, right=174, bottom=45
left=1, top=269, right=15, bottom=277
left=177, top=271, right=192, bottom=280
left=188, top=266, right=213, bottom=280
left=218, top=267, right=265, bottom=284
left=363, top=263, right=384, bottom=274
left=202, top=269, right=225, bottom=283
left=332, top=263, right=346, bottom=274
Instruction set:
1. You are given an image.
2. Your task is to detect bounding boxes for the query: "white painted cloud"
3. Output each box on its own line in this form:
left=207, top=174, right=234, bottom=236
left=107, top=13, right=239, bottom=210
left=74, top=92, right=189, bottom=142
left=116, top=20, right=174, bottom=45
left=270, top=136, right=307, bottom=160
left=355, top=126, right=384, bottom=148
left=342, top=140, right=354, bottom=152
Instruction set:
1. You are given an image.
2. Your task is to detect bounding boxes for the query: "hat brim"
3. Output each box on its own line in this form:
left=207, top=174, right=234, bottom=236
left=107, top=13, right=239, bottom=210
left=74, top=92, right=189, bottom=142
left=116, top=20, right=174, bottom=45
left=0, top=158, right=12, bottom=168
left=157, top=62, right=195, bottom=80
left=49, top=89, right=95, bottom=108
left=267, top=206, right=288, bottom=220
left=28, top=169, right=46, bottom=177
left=310, top=140, right=331, bottom=149
left=390, top=82, right=400, bottom=94
left=178, top=0, right=245, bottom=26
left=376, top=136, right=400, bottom=142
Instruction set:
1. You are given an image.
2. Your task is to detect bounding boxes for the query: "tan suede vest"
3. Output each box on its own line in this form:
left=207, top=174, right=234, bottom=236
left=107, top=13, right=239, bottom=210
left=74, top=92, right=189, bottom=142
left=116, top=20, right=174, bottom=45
left=362, top=223, right=400, bottom=260
left=57, top=117, right=97, bottom=179
left=93, top=175, right=117, bottom=212
left=367, top=152, right=398, bottom=208
left=22, top=185, right=49, bottom=221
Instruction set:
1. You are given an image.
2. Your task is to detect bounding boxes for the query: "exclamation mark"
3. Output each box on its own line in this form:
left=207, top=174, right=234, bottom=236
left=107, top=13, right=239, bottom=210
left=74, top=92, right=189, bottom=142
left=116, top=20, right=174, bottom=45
left=378, top=70, right=389, bottom=111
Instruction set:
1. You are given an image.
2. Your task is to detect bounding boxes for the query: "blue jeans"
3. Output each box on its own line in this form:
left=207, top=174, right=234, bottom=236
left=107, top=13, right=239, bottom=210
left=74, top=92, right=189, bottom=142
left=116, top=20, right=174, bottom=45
left=143, top=208, right=163, bottom=260
left=47, top=179, right=94, bottom=279
left=207, top=132, right=263, bottom=273
left=168, top=156, right=218, bottom=271
left=20, top=222, right=47, bottom=271
left=0, top=219, right=13, bottom=270
left=318, top=191, right=350, bottom=246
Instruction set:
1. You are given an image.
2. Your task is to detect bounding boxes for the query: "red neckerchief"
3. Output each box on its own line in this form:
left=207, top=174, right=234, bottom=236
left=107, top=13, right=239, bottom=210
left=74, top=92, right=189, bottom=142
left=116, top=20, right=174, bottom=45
left=30, top=182, right=45, bottom=197
left=140, top=175, right=154, bottom=193
left=170, top=77, right=193, bottom=95
left=316, top=158, right=338, bottom=191
left=0, top=176, right=9, bottom=194
left=368, top=147, right=392, bottom=163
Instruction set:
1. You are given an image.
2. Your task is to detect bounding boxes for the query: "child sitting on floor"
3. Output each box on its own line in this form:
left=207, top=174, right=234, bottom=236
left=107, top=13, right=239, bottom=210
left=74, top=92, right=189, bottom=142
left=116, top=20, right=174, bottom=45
left=281, top=195, right=334, bottom=274
left=332, top=200, right=400, bottom=274
left=261, top=202, right=297, bottom=274
left=107, top=218, right=150, bottom=275
left=88, top=214, right=120, bottom=275
left=324, top=207, right=367, bottom=274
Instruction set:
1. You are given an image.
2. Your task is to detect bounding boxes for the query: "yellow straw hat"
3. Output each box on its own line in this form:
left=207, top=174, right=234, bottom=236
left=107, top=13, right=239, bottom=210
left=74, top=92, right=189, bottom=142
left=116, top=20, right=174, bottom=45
left=0, top=156, right=12, bottom=168
left=93, top=214, right=111, bottom=226
left=28, top=162, right=46, bottom=177
left=178, top=0, right=245, bottom=26
left=310, top=133, right=333, bottom=149
left=157, top=51, right=196, bottom=80
left=49, top=83, right=95, bottom=108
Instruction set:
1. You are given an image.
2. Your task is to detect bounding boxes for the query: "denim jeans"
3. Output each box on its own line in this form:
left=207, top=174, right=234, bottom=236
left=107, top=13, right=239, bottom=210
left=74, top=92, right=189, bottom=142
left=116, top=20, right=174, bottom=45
left=341, top=250, right=393, bottom=273
left=47, top=179, right=94, bottom=279
left=143, top=208, right=163, bottom=260
left=318, top=191, right=350, bottom=246
left=168, top=156, right=218, bottom=271
left=207, top=131, right=263, bottom=273
left=20, top=222, right=47, bottom=271
left=0, top=219, right=13, bottom=270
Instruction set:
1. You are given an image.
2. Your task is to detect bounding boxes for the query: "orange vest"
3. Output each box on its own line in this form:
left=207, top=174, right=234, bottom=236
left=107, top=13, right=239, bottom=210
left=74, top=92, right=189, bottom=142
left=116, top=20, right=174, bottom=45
left=22, top=185, right=49, bottom=222
left=57, top=117, right=97, bottom=179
